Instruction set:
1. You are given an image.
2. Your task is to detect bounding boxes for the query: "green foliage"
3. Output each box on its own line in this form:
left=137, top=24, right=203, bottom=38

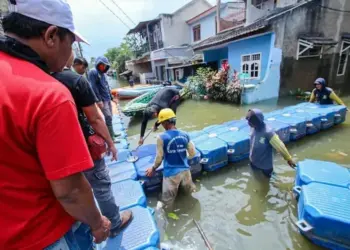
left=186, top=67, right=215, bottom=96
left=104, top=38, right=133, bottom=74
left=124, top=35, right=144, bottom=58
left=167, top=212, right=179, bottom=220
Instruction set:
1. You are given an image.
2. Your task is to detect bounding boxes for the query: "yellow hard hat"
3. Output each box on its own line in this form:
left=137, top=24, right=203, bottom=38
left=158, top=108, right=176, bottom=123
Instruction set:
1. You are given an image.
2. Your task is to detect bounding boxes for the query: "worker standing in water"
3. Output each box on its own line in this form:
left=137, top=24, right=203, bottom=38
left=145, top=109, right=196, bottom=210
left=139, top=87, right=180, bottom=145
left=246, top=109, right=296, bottom=177
left=309, top=78, right=346, bottom=106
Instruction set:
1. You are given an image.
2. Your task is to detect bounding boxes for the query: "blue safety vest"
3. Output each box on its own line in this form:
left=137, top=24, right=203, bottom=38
left=160, top=130, right=190, bottom=177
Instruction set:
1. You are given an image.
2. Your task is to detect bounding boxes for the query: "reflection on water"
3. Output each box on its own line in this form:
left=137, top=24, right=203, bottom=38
left=109, top=77, right=348, bottom=250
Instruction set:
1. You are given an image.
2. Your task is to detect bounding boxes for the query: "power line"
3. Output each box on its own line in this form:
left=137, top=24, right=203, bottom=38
left=108, top=0, right=136, bottom=25
left=319, top=5, right=350, bottom=13
left=97, top=0, right=132, bottom=29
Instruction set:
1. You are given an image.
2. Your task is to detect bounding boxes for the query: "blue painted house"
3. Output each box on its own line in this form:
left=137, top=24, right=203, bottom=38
left=192, top=0, right=350, bottom=104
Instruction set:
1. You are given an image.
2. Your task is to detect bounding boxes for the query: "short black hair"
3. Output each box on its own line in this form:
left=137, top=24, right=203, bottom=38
left=74, top=57, right=89, bottom=68
left=2, top=12, right=72, bottom=40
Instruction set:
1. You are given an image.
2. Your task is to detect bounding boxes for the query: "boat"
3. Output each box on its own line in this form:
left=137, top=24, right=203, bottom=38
left=122, top=86, right=188, bottom=117
left=122, top=89, right=159, bottom=117
left=112, top=85, right=163, bottom=100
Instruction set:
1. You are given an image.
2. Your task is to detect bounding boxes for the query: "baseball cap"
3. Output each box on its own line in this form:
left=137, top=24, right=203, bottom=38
left=8, top=0, right=89, bottom=44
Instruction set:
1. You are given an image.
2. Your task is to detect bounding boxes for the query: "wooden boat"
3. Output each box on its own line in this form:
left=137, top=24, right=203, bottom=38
left=122, top=86, right=189, bottom=117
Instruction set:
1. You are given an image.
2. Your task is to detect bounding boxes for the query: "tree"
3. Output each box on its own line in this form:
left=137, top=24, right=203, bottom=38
left=104, top=39, right=133, bottom=74
left=124, top=35, right=143, bottom=58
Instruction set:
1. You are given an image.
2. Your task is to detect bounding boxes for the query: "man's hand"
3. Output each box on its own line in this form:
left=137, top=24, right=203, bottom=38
left=138, top=137, right=144, bottom=146
left=91, top=216, right=111, bottom=243
left=97, top=102, right=104, bottom=109
left=287, top=159, right=297, bottom=168
left=145, top=167, right=155, bottom=177
left=107, top=143, right=118, bottom=161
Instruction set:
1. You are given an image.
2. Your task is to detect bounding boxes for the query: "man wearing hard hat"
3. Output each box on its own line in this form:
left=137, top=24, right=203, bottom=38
left=146, top=109, right=196, bottom=209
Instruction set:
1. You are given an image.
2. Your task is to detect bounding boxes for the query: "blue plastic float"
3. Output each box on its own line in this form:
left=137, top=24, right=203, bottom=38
left=267, top=114, right=307, bottom=141
left=292, top=109, right=322, bottom=135
left=294, top=159, right=350, bottom=196
left=114, top=138, right=129, bottom=149
left=108, top=161, right=137, bottom=183
left=134, top=155, right=164, bottom=192
left=112, top=123, right=125, bottom=132
left=111, top=179, right=147, bottom=210
left=304, top=106, right=336, bottom=130
left=217, top=130, right=250, bottom=163
left=188, top=130, right=206, bottom=140
left=195, top=137, right=228, bottom=171
left=296, top=182, right=350, bottom=249
left=265, top=120, right=291, bottom=143
left=98, top=206, right=160, bottom=250
left=105, top=148, right=131, bottom=165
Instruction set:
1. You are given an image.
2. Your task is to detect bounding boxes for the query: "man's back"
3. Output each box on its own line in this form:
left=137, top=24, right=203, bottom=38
left=53, top=69, right=97, bottom=138
left=160, top=129, right=191, bottom=177
left=0, top=52, right=92, bottom=249
left=150, top=88, right=179, bottom=109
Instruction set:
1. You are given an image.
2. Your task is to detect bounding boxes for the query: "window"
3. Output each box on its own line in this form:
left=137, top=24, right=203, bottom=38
left=337, top=41, right=350, bottom=76
left=297, top=39, right=323, bottom=60
left=175, top=69, right=180, bottom=80
left=193, top=25, right=201, bottom=42
left=241, top=53, right=261, bottom=79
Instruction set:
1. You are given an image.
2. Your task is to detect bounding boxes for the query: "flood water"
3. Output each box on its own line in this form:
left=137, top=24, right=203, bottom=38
left=110, top=77, right=350, bottom=250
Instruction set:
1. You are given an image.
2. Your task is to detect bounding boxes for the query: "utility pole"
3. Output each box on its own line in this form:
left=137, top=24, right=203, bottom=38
left=77, top=42, right=83, bottom=58
left=216, top=0, right=221, bottom=34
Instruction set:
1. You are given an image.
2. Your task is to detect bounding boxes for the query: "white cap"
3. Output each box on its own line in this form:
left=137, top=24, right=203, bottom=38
left=8, top=0, right=89, bottom=44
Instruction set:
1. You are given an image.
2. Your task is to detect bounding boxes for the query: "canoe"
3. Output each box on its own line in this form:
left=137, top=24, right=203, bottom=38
left=112, top=85, right=163, bottom=100
left=122, top=86, right=188, bottom=117
left=122, top=89, right=159, bottom=117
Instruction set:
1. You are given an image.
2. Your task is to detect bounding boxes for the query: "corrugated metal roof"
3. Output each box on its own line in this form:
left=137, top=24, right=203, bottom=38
left=299, top=35, right=337, bottom=45
left=193, top=20, right=267, bottom=50
left=127, top=18, right=160, bottom=35
left=193, top=0, right=315, bottom=51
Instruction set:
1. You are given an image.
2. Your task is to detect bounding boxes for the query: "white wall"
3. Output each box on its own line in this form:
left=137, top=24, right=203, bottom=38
left=151, top=47, right=193, bottom=61
left=162, top=0, right=211, bottom=47
left=246, top=0, right=275, bottom=25
left=277, top=0, right=299, bottom=8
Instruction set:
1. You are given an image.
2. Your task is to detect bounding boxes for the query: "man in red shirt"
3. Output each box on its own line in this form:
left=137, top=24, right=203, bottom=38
left=0, top=0, right=111, bottom=249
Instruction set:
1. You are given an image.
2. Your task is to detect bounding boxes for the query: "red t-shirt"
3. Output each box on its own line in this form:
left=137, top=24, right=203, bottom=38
left=0, top=52, right=94, bottom=249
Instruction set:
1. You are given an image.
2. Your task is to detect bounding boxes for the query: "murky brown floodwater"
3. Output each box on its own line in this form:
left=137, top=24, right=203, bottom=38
left=110, top=77, right=350, bottom=250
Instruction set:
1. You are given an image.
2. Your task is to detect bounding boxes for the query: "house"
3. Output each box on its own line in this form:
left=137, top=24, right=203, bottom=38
left=125, top=0, right=212, bottom=83
left=187, top=1, right=246, bottom=46
left=192, top=0, right=350, bottom=104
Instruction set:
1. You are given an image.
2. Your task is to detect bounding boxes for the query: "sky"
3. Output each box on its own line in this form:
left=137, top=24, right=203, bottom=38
left=67, top=0, right=218, bottom=60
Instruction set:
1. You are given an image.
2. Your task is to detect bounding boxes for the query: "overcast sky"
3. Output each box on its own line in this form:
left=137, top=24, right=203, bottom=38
left=67, top=0, right=218, bottom=60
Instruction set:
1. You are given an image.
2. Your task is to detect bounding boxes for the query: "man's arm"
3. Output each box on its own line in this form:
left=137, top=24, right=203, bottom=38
left=187, top=141, right=196, bottom=159
left=36, top=100, right=110, bottom=241
left=75, top=77, right=117, bottom=160
left=50, top=172, right=102, bottom=230
left=330, top=91, right=346, bottom=106
left=152, top=136, right=164, bottom=170
left=269, top=134, right=292, bottom=161
left=140, top=113, right=149, bottom=138
left=83, top=104, right=117, bottom=160
left=88, top=70, right=102, bottom=102
left=309, top=89, right=316, bottom=103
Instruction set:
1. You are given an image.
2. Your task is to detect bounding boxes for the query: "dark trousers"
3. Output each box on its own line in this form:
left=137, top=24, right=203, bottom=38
left=250, top=162, right=273, bottom=178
